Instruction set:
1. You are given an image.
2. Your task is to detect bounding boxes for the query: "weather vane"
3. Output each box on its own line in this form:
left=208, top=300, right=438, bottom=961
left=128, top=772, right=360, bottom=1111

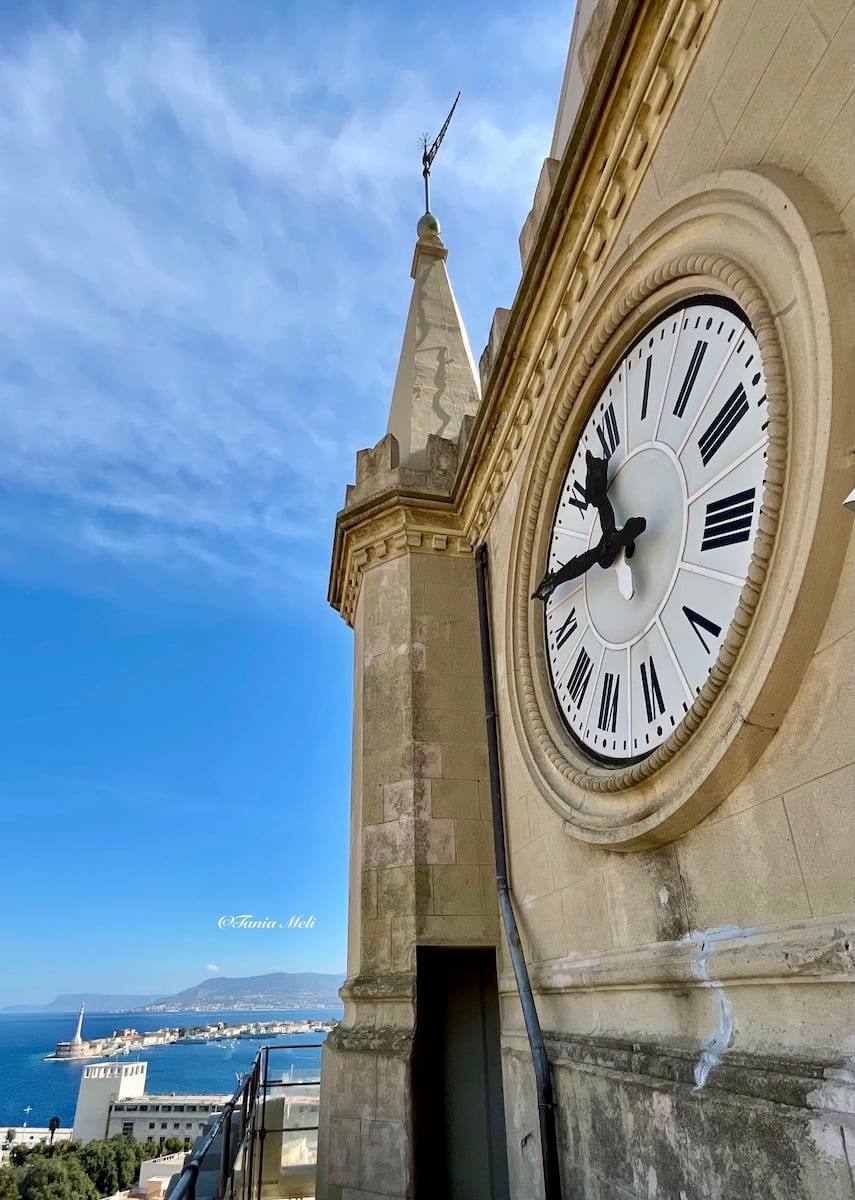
left=420, top=92, right=460, bottom=215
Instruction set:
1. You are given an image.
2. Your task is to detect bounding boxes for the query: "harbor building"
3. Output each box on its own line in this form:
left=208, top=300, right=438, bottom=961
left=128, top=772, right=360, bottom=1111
left=71, top=1061, right=229, bottom=1149
left=108, top=1093, right=230, bottom=1149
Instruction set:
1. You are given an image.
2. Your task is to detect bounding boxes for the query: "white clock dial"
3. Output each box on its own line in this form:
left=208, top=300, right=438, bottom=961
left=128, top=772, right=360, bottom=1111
left=540, top=298, right=769, bottom=764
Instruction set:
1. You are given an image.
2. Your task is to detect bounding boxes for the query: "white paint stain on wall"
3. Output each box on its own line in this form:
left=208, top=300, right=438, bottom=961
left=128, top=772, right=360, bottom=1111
left=683, top=925, right=757, bottom=1090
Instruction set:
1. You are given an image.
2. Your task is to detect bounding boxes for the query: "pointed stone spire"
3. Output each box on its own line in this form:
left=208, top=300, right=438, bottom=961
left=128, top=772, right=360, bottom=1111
left=71, top=1002, right=85, bottom=1046
left=386, top=212, right=481, bottom=468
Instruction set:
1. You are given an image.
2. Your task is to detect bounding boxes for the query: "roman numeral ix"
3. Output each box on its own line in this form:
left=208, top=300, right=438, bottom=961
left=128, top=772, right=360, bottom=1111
left=698, top=383, right=749, bottom=465
left=597, top=672, right=620, bottom=733
left=673, top=340, right=707, bottom=418
left=554, top=607, right=578, bottom=652
left=701, top=488, right=756, bottom=551
left=640, top=657, right=665, bottom=723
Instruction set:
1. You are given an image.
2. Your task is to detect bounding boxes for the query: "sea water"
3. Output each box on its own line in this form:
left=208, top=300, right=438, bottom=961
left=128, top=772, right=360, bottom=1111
left=0, top=1008, right=340, bottom=1128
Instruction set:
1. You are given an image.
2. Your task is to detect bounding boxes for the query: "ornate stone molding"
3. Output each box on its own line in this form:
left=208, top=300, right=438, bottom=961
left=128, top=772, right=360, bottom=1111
left=331, top=502, right=471, bottom=627
left=503, top=169, right=853, bottom=845
left=329, top=431, right=471, bottom=626
left=459, top=0, right=721, bottom=547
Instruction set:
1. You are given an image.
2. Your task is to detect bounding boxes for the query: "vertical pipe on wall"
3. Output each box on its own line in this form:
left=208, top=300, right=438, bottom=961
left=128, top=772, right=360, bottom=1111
left=475, top=542, right=563, bottom=1200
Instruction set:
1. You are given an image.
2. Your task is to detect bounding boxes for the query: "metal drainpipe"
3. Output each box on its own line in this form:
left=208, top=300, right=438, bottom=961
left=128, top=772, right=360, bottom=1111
left=475, top=542, right=563, bottom=1200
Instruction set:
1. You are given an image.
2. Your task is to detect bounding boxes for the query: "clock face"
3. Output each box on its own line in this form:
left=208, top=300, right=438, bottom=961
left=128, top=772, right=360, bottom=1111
left=542, top=298, right=769, bottom=764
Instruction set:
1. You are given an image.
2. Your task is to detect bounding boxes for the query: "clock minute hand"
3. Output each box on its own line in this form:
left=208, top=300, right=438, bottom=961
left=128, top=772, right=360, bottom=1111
left=532, top=515, right=647, bottom=603
left=531, top=545, right=601, bottom=602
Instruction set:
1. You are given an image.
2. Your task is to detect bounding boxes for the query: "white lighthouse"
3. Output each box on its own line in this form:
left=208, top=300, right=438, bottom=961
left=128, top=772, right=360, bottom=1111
left=70, top=1002, right=85, bottom=1048
left=50, top=1003, right=91, bottom=1059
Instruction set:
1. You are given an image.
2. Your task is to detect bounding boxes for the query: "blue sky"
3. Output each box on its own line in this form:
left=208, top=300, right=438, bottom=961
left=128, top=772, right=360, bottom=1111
left=0, top=0, right=571, bottom=1006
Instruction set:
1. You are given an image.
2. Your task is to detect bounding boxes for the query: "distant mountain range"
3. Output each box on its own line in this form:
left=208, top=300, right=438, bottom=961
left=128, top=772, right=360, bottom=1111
left=136, top=971, right=344, bottom=1012
left=2, top=992, right=160, bottom=1013
left=3, top=972, right=344, bottom=1014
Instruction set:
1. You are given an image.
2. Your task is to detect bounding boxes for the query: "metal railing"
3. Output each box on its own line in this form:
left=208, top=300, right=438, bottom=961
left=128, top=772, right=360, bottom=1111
left=167, top=1043, right=322, bottom=1200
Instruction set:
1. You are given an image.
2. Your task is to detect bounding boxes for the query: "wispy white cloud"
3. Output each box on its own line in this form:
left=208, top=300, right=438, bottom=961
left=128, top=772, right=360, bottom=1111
left=0, top=3, right=566, bottom=604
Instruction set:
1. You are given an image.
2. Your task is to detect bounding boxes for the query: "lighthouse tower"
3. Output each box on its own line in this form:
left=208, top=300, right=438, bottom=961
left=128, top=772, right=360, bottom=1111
left=70, top=1002, right=85, bottom=1049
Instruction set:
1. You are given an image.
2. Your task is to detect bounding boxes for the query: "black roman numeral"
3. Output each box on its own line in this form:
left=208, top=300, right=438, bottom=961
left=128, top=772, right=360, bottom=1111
left=567, top=480, right=588, bottom=513
left=673, top=340, right=707, bottom=418
left=597, top=672, right=619, bottom=733
left=701, top=487, right=756, bottom=550
left=698, top=383, right=749, bottom=465
left=640, top=657, right=665, bottom=723
left=682, top=606, right=722, bottom=654
left=554, top=607, right=578, bottom=652
left=595, top=402, right=620, bottom=458
left=567, top=647, right=593, bottom=708
left=641, top=356, right=652, bottom=421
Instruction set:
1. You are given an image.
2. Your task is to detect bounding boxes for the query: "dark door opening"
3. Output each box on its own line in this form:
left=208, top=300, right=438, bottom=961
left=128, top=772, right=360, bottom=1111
left=413, top=946, right=510, bottom=1199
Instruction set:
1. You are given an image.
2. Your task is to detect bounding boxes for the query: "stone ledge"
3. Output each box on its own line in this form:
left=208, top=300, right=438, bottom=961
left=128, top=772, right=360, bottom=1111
left=327, top=1025, right=414, bottom=1057
left=341, top=972, right=415, bottom=1003
left=503, top=1030, right=852, bottom=1114
left=499, top=915, right=855, bottom=995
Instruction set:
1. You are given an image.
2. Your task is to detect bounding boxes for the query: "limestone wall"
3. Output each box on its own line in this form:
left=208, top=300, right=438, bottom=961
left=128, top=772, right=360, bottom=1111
left=488, top=0, right=855, bottom=1194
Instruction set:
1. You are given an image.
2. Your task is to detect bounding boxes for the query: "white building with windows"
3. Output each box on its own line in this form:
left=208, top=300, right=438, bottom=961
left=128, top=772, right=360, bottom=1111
left=71, top=1060, right=229, bottom=1150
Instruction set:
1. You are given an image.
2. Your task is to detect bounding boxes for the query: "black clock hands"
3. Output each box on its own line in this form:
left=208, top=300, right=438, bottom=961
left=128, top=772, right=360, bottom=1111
left=532, top=451, right=647, bottom=602
left=583, top=450, right=615, bottom=536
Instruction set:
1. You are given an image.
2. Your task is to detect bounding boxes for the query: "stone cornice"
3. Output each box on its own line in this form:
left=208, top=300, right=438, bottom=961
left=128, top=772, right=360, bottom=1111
left=329, top=487, right=471, bottom=628
left=499, top=917, right=855, bottom=997
left=453, top=0, right=719, bottom=542
left=329, top=430, right=474, bottom=625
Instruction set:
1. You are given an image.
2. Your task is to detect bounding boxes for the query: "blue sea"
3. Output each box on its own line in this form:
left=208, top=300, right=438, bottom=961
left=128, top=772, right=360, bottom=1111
left=0, top=1008, right=341, bottom=1128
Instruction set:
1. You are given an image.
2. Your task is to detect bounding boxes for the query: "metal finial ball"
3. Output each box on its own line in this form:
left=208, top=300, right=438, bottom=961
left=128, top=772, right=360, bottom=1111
left=417, top=211, right=441, bottom=238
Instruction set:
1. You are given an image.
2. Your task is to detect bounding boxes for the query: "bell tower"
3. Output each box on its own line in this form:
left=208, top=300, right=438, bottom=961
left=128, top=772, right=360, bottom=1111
left=317, top=211, right=507, bottom=1199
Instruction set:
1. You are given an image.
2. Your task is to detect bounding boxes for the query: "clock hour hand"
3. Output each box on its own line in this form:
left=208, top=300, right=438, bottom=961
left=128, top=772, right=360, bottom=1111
left=532, top=545, right=601, bottom=601
left=583, top=451, right=616, bottom=536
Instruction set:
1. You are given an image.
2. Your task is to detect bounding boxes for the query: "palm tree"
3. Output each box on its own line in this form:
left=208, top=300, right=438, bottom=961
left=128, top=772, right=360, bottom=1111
left=48, top=1117, right=61, bottom=1145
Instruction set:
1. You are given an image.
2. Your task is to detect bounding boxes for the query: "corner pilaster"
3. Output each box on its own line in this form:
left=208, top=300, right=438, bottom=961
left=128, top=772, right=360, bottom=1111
left=317, top=432, right=498, bottom=1199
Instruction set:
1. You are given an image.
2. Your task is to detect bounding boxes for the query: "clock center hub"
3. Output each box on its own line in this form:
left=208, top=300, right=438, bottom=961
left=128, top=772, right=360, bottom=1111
left=585, top=445, right=686, bottom=646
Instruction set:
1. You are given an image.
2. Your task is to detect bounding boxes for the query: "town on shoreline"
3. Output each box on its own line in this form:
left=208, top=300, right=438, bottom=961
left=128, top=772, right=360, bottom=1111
left=44, top=1004, right=336, bottom=1061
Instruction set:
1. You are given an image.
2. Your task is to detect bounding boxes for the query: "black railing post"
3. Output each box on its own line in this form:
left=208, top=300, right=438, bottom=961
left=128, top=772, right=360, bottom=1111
left=217, top=1102, right=233, bottom=1200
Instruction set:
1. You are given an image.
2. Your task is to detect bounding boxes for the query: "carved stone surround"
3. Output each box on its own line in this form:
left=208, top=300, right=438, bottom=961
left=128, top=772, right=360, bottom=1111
left=502, top=167, right=852, bottom=845
left=458, top=0, right=721, bottom=547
